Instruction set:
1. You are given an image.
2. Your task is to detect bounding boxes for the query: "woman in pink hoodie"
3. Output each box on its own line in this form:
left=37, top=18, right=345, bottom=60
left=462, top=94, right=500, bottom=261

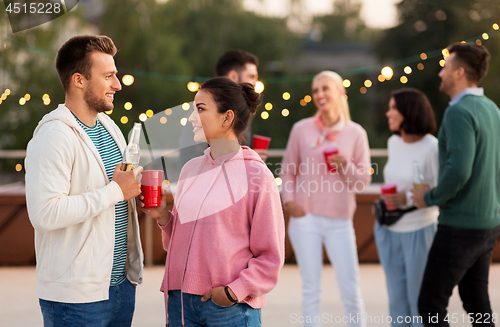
left=140, top=77, right=285, bottom=327
left=281, top=71, right=371, bottom=327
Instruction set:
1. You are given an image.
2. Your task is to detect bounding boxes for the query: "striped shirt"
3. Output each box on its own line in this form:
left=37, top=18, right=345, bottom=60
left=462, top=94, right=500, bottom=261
left=73, top=114, right=128, bottom=286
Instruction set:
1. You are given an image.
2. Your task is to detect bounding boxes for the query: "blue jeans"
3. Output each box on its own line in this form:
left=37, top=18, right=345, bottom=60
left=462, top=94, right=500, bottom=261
left=167, top=290, right=261, bottom=327
left=39, top=278, right=136, bottom=327
left=375, top=222, right=437, bottom=327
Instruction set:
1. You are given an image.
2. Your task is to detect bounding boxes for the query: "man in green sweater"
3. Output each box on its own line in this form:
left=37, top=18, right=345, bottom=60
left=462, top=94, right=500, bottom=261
left=413, top=43, right=500, bottom=326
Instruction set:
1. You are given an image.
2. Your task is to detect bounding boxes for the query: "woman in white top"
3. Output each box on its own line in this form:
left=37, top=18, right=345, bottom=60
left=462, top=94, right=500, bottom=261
left=375, top=88, right=439, bottom=327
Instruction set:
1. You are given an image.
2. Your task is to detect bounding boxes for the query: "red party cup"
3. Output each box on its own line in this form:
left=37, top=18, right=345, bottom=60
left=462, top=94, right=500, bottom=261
left=381, top=183, right=397, bottom=210
left=323, top=146, right=339, bottom=172
left=141, top=170, right=163, bottom=208
left=253, top=135, right=271, bottom=150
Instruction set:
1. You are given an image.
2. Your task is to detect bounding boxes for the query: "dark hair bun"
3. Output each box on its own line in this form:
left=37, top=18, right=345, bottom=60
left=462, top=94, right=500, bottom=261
left=240, top=82, right=262, bottom=114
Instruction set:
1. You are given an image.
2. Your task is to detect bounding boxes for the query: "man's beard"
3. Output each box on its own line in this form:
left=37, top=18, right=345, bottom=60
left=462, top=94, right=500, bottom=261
left=84, top=85, right=113, bottom=113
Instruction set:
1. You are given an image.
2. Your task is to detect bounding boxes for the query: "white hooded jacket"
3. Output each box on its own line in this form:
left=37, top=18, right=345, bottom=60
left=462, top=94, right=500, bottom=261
left=25, top=104, right=143, bottom=303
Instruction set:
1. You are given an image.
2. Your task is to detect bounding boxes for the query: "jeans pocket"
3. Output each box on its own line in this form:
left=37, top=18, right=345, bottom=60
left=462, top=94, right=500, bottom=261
left=209, top=298, right=236, bottom=309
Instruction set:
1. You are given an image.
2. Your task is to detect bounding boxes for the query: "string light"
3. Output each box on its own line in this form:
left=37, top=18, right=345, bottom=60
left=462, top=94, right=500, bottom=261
left=400, top=76, right=408, bottom=84
left=476, top=39, right=482, bottom=45
left=15, top=164, right=22, bottom=172
left=24, top=94, right=31, bottom=101
left=300, top=99, right=307, bottom=106
left=265, top=103, right=273, bottom=111
left=275, top=177, right=282, bottom=186
left=282, top=109, right=289, bottom=117
left=439, top=59, right=445, bottom=67
left=304, top=95, right=312, bottom=103
left=165, top=108, right=172, bottom=115
left=482, top=33, right=489, bottom=40
left=343, top=79, right=351, bottom=88
left=417, top=63, right=424, bottom=70
left=261, top=111, right=269, bottom=120
left=180, top=117, right=188, bottom=126
left=187, top=81, right=200, bottom=92
left=124, top=102, right=132, bottom=110
left=420, top=53, right=427, bottom=60
left=162, top=180, right=170, bottom=187
left=43, top=98, right=51, bottom=105
left=139, top=113, right=148, bottom=122
left=5, top=89, right=11, bottom=95
left=19, top=98, right=26, bottom=105
left=377, top=75, right=385, bottom=82
left=282, top=92, right=290, bottom=100
left=493, top=23, right=499, bottom=30
left=160, top=117, right=167, bottom=124
left=121, top=116, right=129, bottom=124
left=1, top=93, right=7, bottom=100
left=122, top=75, right=134, bottom=86
left=442, top=49, right=450, bottom=59
left=360, top=87, right=367, bottom=94
left=182, top=102, right=190, bottom=110
left=146, top=109, right=154, bottom=117
left=364, top=80, right=372, bottom=88
left=42, top=94, right=49, bottom=100
left=404, top=66, right=412, bottom=74
left=381, top=66, right=394, bottom=80
left=255, top=81, right=265, bottom=93
left=106, top=110, right=113, bottom=115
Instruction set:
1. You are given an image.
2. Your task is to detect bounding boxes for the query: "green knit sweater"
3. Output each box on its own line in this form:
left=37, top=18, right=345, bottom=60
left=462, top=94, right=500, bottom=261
left=424, top=94, right=500, bottom=229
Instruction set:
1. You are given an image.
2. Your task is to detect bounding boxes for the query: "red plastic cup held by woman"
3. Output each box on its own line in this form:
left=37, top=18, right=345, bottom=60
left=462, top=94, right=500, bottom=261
left=252, top=135, right=271, bottom=150
left=323, top=146, right=339, bottom=172
left=141, top=170, right=163, bottom=208
left=381, top=183, right=398, bottom=210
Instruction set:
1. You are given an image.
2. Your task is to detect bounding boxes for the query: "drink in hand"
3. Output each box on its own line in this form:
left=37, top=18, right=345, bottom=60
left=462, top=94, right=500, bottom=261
left=412, top=160, right=426, bottom=190
left=122, top=123, right=141, bottom=171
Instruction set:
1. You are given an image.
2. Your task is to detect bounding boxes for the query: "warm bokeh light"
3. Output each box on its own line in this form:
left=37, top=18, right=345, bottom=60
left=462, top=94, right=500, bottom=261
left=482, top=33, right=489, bottom=40
left=275, top=177, right=282, bottom=186
left=476, top=39, right=482, bottom=46
left=360, top=87, right=367, bottom=94
left=24, top=94, right=31, bottom=101
left=165, top=108, right=172, bottom=116
left=364, top=80, right=372, bottom=88
left=139, top=113, right=148, bottom=122
left=404, top=66, right=412, bottom=74
left=1, top=93, right=7, bottom=100
left=342, top=79, right=351, bottom=88
left=162, top=180, right=170, bottom=187
left=106, top=110, right=113, bottom=115
left=121, top=116, right=129, bottom=124
left=304, top=95, right=312, bottom=103
left=261, top=111, right=269, bottom=120
left=180, top=118, right=188, bottom=126
left=442, top=48, right=450, bottom=59
left=381, top=66, right=393, bottom=80
left=124, top=102, right=133, bottom=110
left=122, top=75, right=134, bottom=86
left=187, top=81, right=200, bottom=92
left=15, top=164, right=22, bottom=172
left=44, top=98, right=50, bottom=105
left=378, top=75, right=385, bottom=82
left=417, top=63, right=424, bottom=70
left=146, top=109, right=154, bottom=117
left=254, top=81, right=265, bottom=94
left=42, top=93, right=49, bottom=100
left=182, top=102, right=190, bottom=110
left=282, top=92, right=291, bottom=100
left=282, top=109, right=289, bottom=117
left=400, top=76, right=408, bottom=84
left=265, top=103, right=273, bottom=111
left=300, top=99, right=307, bottom=106
left=439, top=59, right=445, bottom=67
left=5, top=89, right=11, bottom=95
left=370, top=167, right=375, bottom=175
left=160, top=117, right=167, bottom=124
left=19, top=98, right=26, bottom=105
left=420, top=53, right=427, bottom=60
left=493, top=23, right=499, bottom=30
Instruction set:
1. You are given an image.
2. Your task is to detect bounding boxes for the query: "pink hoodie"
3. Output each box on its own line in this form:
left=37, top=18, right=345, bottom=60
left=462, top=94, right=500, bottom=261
left=159, top=146, right=285, bottom=321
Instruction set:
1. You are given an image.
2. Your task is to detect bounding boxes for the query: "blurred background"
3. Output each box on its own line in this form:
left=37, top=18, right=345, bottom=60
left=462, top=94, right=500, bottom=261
left=0, top=0, right=499, bottom=185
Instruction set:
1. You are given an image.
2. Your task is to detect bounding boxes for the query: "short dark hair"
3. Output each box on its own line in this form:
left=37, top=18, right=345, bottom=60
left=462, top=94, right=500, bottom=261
left=448, top=43, right=490, bottom=84
left=55, top=35, right=117, bottom=92
left=200, top=77, right=262, bottom=143
left=215, top=50, right=259, bottom=77
left=391, top=88, right=437, bottom=136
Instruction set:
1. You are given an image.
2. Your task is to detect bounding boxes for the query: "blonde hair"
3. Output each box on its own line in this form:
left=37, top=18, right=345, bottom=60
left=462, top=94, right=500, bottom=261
left=312, top=70, right=351, bottom=121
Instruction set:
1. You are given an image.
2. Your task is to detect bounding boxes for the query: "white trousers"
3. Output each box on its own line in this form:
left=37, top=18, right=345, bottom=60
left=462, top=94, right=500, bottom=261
left=288, top=213, right=366, bottom=327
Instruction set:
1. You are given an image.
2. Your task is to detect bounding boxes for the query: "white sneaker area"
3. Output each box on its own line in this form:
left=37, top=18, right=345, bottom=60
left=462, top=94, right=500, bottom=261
left=1, top=264, right=499, bottom=327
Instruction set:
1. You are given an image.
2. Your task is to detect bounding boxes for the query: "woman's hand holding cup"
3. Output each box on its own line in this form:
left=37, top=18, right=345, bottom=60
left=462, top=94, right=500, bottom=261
left=138, top=187, right=169, bottom=226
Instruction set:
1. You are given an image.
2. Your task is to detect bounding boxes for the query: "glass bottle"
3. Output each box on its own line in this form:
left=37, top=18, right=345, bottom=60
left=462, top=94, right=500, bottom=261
left=121, top=123, right=141, bottom=171
left=412, top=160, right=426, bottom=190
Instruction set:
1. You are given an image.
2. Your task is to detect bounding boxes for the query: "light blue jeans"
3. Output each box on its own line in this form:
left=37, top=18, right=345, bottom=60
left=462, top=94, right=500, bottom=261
left=39, top=278, right=136, bottom=327
left=167, top=290, right=261, bottom=327
left=288, top=214, right=366, bottom=327
left=375, top=222, right=437, bottom=327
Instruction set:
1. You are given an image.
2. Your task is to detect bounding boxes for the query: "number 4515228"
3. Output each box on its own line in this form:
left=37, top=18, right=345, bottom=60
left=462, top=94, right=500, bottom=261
left=5, top=2, right=62, bottom=14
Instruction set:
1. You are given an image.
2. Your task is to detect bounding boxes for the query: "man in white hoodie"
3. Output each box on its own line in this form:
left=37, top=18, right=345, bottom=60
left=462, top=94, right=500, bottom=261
left=25, top=35, right=144, bottom=327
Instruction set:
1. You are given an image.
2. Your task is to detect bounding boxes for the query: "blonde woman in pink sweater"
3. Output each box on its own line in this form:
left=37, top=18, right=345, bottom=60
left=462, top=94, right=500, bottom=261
left=281, top=71, right=371, bottom=327
left=140, top=77, right=285, bottom=327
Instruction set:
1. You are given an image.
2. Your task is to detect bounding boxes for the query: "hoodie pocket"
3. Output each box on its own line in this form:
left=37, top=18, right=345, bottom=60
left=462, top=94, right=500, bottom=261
left=70, top=228, right=98, bottom=283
